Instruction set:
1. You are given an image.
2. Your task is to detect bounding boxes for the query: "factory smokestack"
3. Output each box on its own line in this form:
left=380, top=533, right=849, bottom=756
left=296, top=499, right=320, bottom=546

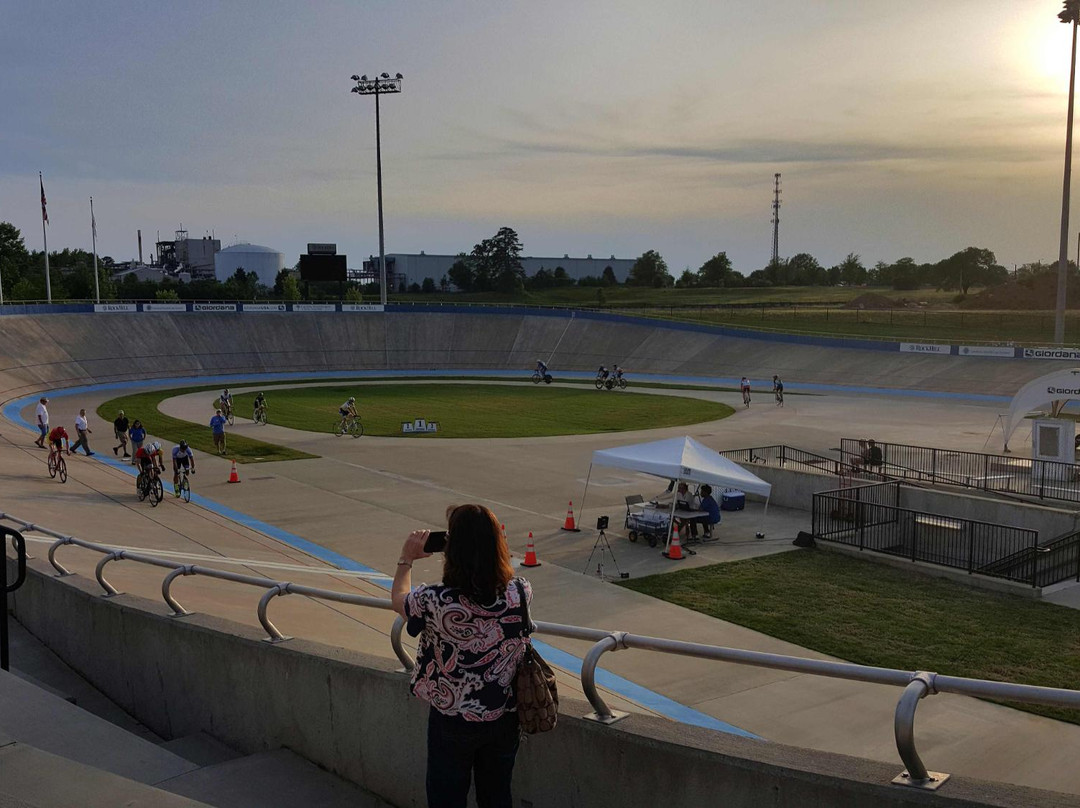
left=138, top=229, right=143, bottom=263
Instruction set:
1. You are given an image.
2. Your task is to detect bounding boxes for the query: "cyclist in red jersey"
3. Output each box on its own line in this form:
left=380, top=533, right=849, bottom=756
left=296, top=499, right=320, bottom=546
left=48, top=425, right=71, bottom=456
left=135, top=441, right=166, bottom=477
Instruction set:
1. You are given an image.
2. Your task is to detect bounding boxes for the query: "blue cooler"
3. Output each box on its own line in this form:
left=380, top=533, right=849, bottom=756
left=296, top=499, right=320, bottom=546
left=721, top=489, right=745, bottom=511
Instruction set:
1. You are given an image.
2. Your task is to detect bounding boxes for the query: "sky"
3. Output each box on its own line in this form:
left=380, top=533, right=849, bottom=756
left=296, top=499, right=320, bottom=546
left=0, top=0, right=1076, bottom=275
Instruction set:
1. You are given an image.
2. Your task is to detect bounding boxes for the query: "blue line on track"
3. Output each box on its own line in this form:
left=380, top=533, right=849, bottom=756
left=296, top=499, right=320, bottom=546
left=4, top=377, right=760, bottom=739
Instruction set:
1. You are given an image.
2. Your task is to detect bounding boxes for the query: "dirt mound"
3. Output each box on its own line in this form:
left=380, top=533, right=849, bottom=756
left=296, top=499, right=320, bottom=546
left=844, top=293, right=914, bottom=310
left=961, top=272, right=1080, bottom=310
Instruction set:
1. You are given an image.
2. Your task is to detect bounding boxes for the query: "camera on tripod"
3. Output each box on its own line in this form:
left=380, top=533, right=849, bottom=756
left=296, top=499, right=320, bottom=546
left=596, top=516, right=609, bottom=530
left=585, top=514, right=628, bottom=580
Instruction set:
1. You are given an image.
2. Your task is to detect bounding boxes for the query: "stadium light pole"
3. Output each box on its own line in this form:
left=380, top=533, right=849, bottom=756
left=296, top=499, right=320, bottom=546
left=1055, top=1, right=1080, bottom=344
left=351, top=72, right=403, bottom=307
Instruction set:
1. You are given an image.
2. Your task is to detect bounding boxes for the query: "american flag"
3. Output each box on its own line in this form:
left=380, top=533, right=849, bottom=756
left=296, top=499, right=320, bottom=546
left=39, top=174, right=48, bottom=225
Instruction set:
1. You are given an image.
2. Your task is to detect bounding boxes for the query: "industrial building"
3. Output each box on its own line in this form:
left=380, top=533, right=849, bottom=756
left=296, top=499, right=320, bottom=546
left=362, top=252, right=636, bottom=290
left=155, top=229, right=220, bottom=279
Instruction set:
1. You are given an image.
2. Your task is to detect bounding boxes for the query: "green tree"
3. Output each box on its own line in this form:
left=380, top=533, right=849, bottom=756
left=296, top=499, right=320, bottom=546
left=281, top=274, right=302, bottom=301
left=345, top=286, right=364, bottom=302
left=935, top=247, right=1001, bottom=295
left=0, top=222, right=31, bottom=300
left=627, top=250, right=672, bottom=287
left=697, top=251, right=734, bottom=287
left=156, top=287, right=181, bottom=301
left=601, top=266, right=618, bottom=286
left=471, top=226, right=525, bottom=293
left=676, top=268, right=697, bottom=288
left=421, top=277, right=436, bottom=294
left=447, top=254, right=475, bottom=292
left=835, top=253, right=867, bottom=286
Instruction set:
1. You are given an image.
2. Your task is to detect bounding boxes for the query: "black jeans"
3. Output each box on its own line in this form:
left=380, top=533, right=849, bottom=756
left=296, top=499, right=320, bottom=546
left=426, top=707, right=520, bottom=808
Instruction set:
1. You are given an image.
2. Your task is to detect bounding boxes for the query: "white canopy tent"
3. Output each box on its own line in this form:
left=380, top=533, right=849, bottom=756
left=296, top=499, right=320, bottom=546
left=579, top=436, right=773, bottom=545
left=1001, top=368, right=1080, bottom=451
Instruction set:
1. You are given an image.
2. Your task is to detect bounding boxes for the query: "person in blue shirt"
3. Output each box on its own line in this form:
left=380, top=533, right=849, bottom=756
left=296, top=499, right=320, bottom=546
left=127, top=419, right=147, bottom=467
left=210, top=409, right=228, bottom=455
left=696, top=485, right=721, bottom=540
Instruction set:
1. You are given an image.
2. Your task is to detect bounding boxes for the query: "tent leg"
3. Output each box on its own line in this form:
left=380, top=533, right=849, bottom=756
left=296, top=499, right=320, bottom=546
left=756, top=497, right=770, bottom=540
left=578, top=464, right=593, bottom=530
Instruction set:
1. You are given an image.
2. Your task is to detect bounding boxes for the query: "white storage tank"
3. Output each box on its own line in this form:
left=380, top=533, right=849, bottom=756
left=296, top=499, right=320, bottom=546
left=214, top=243, right=285, bottom=288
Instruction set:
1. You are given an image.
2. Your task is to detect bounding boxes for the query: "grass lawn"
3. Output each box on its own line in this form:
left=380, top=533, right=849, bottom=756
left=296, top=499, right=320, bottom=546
left=97, top=388, right=318, bottom=464
left=619, top=550, right=1080, bottom=723
left=231, top=383, right=733, bottom=439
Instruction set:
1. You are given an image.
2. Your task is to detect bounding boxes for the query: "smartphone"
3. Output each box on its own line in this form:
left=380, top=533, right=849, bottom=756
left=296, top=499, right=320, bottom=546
left=423, top=531, right=448, bottom=553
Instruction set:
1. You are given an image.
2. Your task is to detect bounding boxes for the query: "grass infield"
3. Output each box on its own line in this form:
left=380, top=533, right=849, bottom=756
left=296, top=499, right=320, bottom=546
left=619, top=550, right=1080, bottom=724
left=96, top=388, right=318, bottom=464
left=231, top=383, right=734, bottom=439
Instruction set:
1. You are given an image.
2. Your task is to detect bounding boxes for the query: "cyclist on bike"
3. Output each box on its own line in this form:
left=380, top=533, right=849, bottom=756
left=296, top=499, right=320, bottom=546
left=172, top=440, right=195, bottom=495
left=613, top=364, right=624, bottom=382
left=535, top=359, right=548, bottom=375
left=338, top=397, right=358, bottom=431
left=253, top=392, right=267, bottom=421
left=48, top=425, right=71, bottom=458
left=740, top=377, right=751, bottom=407
left=773, top=375, right=784, bottom=407
left=597, top=365, right=609, bottom=382
left=135, top=441, right=166, bottom=480
left=220, top=388, right=233, bottom=418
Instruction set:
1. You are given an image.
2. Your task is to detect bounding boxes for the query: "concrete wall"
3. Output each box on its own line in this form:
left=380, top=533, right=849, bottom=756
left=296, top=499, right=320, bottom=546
left=0, top=310, right=1052, bottom=401
left=7, top=558, right=1062, bottom=808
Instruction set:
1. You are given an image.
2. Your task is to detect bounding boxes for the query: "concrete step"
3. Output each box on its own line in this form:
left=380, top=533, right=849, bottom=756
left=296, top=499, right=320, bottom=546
left=156, top=748, right=395, bottom=808
left=0, top=667, right=198, bottom=785
left=0, top=741, right=214, bottom=808
left=6, top=617, right=163, bottom=743
left=161, top=732, right=243, bottom=768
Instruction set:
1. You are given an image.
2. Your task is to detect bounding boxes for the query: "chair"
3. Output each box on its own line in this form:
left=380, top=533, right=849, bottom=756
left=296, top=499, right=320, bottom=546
left=624, top=494, right=644, bottom=528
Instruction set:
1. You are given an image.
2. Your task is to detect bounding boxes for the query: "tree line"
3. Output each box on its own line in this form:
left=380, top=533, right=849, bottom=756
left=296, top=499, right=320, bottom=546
left=0, top=218, right=1062, bottom=302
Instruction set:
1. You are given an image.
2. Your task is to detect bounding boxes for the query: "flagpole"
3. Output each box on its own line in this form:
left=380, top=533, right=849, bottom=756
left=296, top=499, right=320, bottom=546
left=91, top=197, right=100, bottom=303
left=40, top=172, right=51, bottom=304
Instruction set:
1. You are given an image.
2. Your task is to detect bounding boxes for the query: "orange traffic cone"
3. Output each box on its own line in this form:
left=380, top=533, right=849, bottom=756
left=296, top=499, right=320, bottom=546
left=663, top=531, right=685, bottom=560
left=560, top=501, right=580, bottom=532
left=521, top=533, right=541, bottom=567
left=227, top=460, right=241, bottom=484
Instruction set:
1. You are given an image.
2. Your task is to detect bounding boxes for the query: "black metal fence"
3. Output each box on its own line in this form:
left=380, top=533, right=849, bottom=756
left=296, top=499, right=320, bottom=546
left=718, top=444, right=878, bottom=479
left=811, top=482, right=1041, bottom=585
left=838, top=438, right=1080, bottom=505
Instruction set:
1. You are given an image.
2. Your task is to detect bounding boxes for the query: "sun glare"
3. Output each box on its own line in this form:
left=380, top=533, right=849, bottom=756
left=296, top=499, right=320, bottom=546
left=1017, top=16, right=1073, bottom=93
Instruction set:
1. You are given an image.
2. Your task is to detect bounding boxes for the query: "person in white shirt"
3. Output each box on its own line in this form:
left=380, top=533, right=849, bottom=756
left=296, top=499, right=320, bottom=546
left=34, top=397, right=50, bottom=448
left=71, top=408, right=95, bottom=456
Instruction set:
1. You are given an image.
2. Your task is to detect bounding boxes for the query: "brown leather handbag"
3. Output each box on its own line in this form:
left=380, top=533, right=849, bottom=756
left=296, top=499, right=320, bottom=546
left=513, top=579, right=558, bottom=734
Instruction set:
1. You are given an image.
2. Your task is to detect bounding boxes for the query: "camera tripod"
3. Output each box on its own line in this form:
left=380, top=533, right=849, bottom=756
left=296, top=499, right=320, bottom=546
left=583, top=527, right=626, bottom=581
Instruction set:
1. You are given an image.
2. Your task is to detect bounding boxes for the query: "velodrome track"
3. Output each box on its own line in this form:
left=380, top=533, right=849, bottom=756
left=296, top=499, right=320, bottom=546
left=3, top=309, right=1080, bottom=793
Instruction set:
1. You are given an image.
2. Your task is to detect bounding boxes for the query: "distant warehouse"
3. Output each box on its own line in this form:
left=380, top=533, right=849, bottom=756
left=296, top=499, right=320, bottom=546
left=362, top=252, right=635, bottom=290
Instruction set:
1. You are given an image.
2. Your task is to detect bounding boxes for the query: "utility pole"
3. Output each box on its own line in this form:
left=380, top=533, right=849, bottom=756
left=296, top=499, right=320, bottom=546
left=771, top=173, right=782, bottom=266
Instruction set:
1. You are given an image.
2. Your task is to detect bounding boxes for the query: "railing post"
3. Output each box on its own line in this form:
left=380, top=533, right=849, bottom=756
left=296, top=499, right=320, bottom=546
left=780, top=445, right=786, bottom=467
left=390, top=615, right=416, bottom=672
left=892, top=672, right=949, bottom=790
left=257, top=584, right=291, bottom=643
left=2, top=527, right=28, bottom=672
left=581, top=633, right=630, bottom=725
left=47, top=537, right=73, bottom=576
left=94, top=551, right=123, bottom=596
left=161, top=565, right=193, bottom=616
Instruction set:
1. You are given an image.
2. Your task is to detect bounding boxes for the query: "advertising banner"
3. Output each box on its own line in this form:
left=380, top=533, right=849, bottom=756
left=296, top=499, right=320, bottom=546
left=93, top=303, right=137, bottom=313
left=192, top=303, right=237, bottom=312
left=141, top=303, right=187, bottom=312
left=292, top=303, right=337, bottom=312
left=899, top=342, right=951, bottom=355
left=242, top=303, right=287, bottom=312
left=1023, top=347, right=1080, bottom=360
left=341, top=303, right=385, bottom=313
left=959, top=345, right=1015, bottom=358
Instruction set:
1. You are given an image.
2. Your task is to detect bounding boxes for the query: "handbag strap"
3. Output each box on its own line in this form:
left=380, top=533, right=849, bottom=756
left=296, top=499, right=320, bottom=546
left=513, top=578, right=535, bottom=636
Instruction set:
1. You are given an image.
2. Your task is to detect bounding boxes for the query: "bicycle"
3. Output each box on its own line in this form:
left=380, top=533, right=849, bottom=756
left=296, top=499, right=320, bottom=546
left=223, top=403, right=235, bottom=427
left=335, top=415, right=364, bottom=438
left=742, top=388, right=751, bottom=408
left=175, top=465, right=193, bottom=503
left=47, top=448, right=68, bottom=483
left=531, top=369, right=552, bottom=384
left=136, top=467, right=164, bottom=506
left=774, top=389, right=784, bottom=407
left=595, top=372, right=609, bottom=390
left=253, top=405, right=268, bottom=425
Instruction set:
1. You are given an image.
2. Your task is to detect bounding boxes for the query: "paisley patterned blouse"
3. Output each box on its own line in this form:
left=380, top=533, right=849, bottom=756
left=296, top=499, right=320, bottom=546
left=404, top=577, right=532, bottom=721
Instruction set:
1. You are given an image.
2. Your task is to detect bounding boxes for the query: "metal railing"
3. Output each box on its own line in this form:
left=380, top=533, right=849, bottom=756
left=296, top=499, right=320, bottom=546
left=839, top=438, right=1080, bottom=505
left=6, top=511, right=1080, bottom=790
left=812, top=483, right=1041, bottom=585
left=718, top=444, right=883, bottom=480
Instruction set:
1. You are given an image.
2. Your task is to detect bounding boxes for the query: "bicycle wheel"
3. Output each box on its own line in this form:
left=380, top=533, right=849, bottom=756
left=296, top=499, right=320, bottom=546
left=618, top=377, right=627, bottom=389
left=334, top=421, right=345, bottom=437
left=532, top=372, right=541, bottom=384
left=350, top=420, right=364, bottom=438
left=58, top=456, right=67, bottom=483
left=136, top=472, right=147, bottom=501
left=150, top=476, right=163, bottom=506
left=226, top=411, right=235, bottom=426
left=180, top=476, right=191, bottom=503
left=48, top=453, right=57, bottom=478
left=594, top=378, right=604, bottom=390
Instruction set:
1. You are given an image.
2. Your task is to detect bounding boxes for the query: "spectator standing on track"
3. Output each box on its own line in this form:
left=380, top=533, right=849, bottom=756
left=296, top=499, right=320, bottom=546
left=71, top=408, right=95, bottom=456
left=128, top=419, right=147, bottom=466
left=34, top=397, right=49, bottom=448
left=113, top=410, right=130, bottom=457
left=210, top=409, right=228, bottom=454
left=392, top=504, right=532, bottom=808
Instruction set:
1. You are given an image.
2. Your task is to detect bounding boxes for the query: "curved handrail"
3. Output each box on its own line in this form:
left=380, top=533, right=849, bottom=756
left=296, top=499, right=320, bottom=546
left=6, top=511, right=1080, bottom=790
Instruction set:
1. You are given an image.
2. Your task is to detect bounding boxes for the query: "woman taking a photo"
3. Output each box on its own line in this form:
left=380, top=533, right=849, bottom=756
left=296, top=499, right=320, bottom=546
left=392, top=504, right=532, bottom=808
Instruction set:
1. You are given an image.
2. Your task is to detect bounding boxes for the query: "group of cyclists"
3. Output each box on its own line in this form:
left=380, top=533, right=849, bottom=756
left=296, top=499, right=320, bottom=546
left=132, top=439, right=196, bottom=501
left=595, top=364, right=626, bottom=390
left=217, top=388, right=269, bottom=425
left=739, top=375, right=785, bottom=407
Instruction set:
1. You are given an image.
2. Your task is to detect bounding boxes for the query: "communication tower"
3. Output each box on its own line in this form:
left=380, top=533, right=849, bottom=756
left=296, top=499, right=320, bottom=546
left=771, top=173, right=782, bottom=266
